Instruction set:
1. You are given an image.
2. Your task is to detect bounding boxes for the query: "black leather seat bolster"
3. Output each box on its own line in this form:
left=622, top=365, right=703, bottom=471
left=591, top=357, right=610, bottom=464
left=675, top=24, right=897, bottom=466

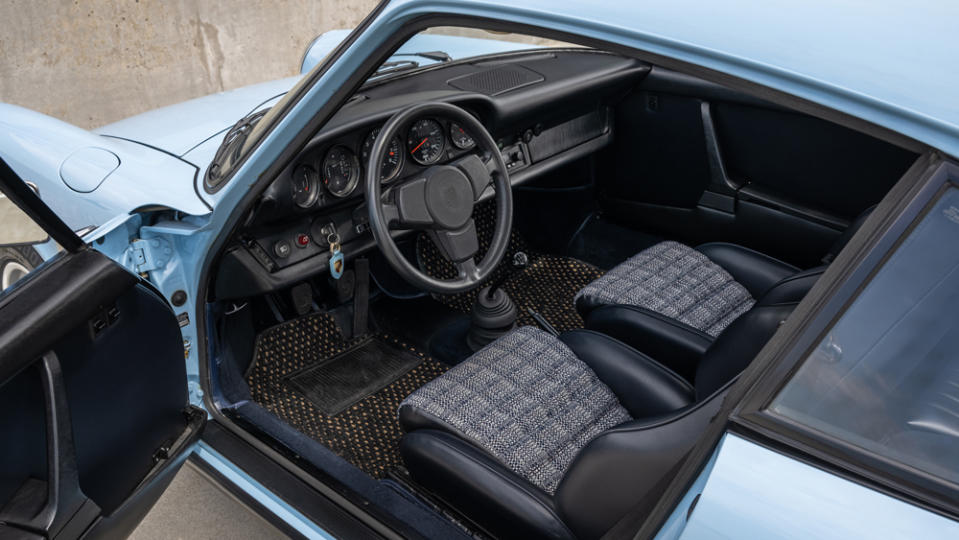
left=583, top=305, right=712, bottom=382
left=555, top=392, right=726, bottom=540
left=757, top=266, right=824, bottom=306
left=399, top=401, right=469, bottom=438
left=694, top=303, right=798, bottom=397
left=696, top=242, right=800, bottom=298
left=400, top=430, right=576, bottom=540
left=560, top=330, right=695, bottom=418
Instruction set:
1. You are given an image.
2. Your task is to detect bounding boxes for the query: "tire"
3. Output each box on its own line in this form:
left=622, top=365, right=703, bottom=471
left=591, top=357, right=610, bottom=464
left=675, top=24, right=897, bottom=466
left=0, top=245, right=43, bottom=290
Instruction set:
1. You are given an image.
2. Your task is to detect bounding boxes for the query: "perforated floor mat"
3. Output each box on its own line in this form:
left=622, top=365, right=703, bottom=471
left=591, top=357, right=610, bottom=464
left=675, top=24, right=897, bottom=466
left=417, top=201, right=604, bottom=332
left=248, top=314, right=448, bottom=478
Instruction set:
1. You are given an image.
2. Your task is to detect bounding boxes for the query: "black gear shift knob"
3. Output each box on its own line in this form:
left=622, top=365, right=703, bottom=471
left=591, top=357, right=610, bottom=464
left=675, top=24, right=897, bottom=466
left=485, top=251, right=529, bottom=299
left=513, top=251, right=529, bottom=269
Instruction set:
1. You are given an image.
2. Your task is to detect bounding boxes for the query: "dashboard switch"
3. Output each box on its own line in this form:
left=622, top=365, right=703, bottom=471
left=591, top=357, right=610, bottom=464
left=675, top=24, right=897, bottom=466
left=274, top=240, right=292, bottom=258
left=296, top=233, right=311, bottom=247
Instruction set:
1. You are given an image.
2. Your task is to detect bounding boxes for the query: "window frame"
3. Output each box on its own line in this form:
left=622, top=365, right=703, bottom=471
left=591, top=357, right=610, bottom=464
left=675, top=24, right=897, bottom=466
left=731, top=156, right=959, bottom=521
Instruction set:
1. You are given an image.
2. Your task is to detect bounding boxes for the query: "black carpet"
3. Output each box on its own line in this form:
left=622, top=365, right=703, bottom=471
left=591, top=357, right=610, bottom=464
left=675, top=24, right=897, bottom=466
left=248, top=313, right=447, bottom=478
left=567, top=214, right=661, bottom=270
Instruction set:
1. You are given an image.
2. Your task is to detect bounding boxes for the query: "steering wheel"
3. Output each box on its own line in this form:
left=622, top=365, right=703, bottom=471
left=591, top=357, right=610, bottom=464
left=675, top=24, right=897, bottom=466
left=366, top=102, right=512, bottom=294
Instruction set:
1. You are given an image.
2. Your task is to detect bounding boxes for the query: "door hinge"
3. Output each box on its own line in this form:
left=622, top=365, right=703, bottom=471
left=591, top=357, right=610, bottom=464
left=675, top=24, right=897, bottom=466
left=126, top=237, right=173, bottom=274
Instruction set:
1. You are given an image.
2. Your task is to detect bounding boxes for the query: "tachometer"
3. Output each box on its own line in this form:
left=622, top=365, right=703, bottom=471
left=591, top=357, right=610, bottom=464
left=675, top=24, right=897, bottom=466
left=361, top=128, right=404, bottom=183
left=407, top=118, right=446, bottom=165
left=322, top=145, right=360, bottom=198
left=449, top=122, right=475, bottom=150
left=291, top=164, right=320, bottom=208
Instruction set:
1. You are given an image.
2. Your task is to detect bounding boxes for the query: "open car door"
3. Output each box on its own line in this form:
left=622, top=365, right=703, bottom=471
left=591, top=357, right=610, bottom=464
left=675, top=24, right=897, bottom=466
left=0, top=158, right=205, bottom=539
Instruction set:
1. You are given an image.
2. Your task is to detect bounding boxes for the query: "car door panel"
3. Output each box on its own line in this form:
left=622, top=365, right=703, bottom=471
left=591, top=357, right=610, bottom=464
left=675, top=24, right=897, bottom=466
left=0, top=231, right=203, bottom=538
left=712, top=101, right=916, bottom=219
left=602, top=197, right=841, bottom=267
left=599, top=69, right=918, bottom=268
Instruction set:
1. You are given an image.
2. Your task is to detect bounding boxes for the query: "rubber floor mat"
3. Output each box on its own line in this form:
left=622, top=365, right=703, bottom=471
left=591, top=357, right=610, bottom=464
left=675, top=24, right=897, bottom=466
left=417, top=201, right=604, bottom=332
left=284, top=338, right=423, bottom=416
left=248, top=313, right=448, bottom=478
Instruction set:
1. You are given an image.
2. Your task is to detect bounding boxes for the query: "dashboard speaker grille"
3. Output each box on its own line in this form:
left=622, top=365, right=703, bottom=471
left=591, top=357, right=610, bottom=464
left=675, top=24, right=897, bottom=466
left=447, top=65, right=545, bottom=96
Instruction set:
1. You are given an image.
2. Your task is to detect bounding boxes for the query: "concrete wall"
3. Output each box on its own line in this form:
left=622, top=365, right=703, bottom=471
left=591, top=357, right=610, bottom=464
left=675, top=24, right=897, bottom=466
left=0, top=0, right=378, bottom=129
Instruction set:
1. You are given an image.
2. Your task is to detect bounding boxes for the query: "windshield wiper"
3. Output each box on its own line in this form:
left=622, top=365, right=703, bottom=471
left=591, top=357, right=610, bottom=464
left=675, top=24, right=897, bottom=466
left=369, top=50, right=453, bottom=80
left=372, top=59, right=420, bottom=78
left=206, top=108, right=270, bottom=188
left=392, top=50, right=452, bottom=63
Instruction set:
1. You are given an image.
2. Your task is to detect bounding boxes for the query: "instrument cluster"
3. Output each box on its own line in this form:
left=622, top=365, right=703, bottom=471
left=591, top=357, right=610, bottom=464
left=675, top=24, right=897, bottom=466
left=289, top=116, right=477, bottom=208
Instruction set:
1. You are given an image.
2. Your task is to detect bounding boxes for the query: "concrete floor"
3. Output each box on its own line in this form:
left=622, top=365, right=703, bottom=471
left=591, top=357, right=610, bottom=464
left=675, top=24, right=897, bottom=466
left=130, top=461, right=289, bottom=540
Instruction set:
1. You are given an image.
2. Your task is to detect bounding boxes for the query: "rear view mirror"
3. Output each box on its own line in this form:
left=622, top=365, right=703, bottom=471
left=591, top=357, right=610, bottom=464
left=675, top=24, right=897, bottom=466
left=0, top=192, right=50, bottom=245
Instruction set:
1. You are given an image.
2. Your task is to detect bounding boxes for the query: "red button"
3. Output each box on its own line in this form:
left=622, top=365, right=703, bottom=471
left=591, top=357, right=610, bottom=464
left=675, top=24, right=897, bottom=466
left=296, top=233, right=310, bottom=247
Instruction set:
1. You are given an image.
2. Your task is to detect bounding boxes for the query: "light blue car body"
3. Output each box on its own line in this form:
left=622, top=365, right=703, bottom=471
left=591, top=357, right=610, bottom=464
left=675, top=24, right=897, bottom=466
left=1, top=0, right=956, bottom=537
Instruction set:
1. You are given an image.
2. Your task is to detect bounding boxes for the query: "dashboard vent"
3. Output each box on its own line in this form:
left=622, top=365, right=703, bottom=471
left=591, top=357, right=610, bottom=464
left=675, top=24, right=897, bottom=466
left=447, top=65, right=545, bottom=96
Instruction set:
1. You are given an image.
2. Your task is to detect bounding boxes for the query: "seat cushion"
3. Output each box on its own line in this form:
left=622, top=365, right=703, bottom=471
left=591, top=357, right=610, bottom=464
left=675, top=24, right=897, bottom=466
left=398, top=326, right=631, bottom=494
left=575, top=241, right=755, bottom=337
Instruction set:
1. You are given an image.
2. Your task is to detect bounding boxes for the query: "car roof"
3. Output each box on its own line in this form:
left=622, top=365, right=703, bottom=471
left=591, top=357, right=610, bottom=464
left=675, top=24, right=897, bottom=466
left=399, top=0, right=957, bottom=154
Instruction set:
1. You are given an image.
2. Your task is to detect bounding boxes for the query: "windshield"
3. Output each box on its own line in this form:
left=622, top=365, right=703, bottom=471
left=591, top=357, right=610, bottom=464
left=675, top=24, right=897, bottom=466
left=211, top=26, right=583, bottom=190
left=366, top=28, right=582, bottom=83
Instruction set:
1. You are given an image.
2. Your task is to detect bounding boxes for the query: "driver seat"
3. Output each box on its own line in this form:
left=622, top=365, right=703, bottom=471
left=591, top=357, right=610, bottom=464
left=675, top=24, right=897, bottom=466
left=398, top=301, right=793, bottom=539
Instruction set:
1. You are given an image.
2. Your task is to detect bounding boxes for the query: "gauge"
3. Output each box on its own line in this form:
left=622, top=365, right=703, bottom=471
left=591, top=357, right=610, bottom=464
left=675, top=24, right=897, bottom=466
left=291, top=164, right=320, bottom=208
left=361, top=128, right=404, bottom=183
left=449, top=122, right=475, bottom=150
left=406, top=118, right=446, bottom=165
left=322, top=145, right=360, bottom=198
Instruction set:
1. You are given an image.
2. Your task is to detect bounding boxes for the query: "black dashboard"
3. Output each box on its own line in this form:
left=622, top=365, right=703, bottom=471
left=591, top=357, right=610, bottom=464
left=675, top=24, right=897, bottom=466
left=215, top=49, right=649, bottom=300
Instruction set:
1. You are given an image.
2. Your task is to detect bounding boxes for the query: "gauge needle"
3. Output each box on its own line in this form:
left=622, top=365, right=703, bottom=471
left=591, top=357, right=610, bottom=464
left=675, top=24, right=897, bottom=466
left=411, top=137, right=428, bottom=154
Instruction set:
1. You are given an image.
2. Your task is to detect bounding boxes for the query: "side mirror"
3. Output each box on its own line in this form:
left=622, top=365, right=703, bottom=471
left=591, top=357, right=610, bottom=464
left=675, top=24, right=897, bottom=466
left=0, top=188, right=50, bottom=245
left=300, top=29, right=351, bottom=74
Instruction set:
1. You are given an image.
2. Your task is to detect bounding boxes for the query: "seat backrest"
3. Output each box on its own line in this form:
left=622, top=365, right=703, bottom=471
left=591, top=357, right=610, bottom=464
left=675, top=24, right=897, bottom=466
left=822, top=204, right=876, bottom=264
left=754, top=265, right=824, bottom=306
left=689, top=204, right=875, bottom=392
left=555, top=301, right=798, bottom=538
left=694, top=302, right=797, bottom=398
left=555, top=383, right=726, bottom=539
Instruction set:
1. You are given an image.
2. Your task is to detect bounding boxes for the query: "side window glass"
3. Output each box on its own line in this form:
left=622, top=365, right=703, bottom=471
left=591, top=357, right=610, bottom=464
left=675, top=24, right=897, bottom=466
left=770, top=186, right=959, bottom=485
left=0, top=189, right=56, bottom=292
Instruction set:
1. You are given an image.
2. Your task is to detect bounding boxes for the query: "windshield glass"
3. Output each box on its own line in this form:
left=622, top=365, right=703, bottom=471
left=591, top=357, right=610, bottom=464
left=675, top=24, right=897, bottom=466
left=216, top=26, right=583, bottom=189
left=366, top=27, right=583, bottom=83
left=770, top=186, right=959, bottom=485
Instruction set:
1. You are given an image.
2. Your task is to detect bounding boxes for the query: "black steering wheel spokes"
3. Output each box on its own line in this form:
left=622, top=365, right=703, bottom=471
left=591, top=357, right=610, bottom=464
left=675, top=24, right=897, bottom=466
left=366, top=102, right=512, bottom=294
left=385, top=155, right=489, bottom=231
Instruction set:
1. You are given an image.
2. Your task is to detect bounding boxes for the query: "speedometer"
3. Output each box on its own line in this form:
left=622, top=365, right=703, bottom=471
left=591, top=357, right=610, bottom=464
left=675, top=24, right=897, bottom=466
left=322, top=145, right=360, bottom=198
left=407, top=118, right=446, bottom=165
left=361, top=128, right=404, bottom=183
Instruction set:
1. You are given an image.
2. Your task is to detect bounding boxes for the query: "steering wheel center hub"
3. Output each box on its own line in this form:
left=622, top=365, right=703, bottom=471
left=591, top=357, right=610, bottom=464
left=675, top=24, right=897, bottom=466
left=424, top=165, right=474, bottom=229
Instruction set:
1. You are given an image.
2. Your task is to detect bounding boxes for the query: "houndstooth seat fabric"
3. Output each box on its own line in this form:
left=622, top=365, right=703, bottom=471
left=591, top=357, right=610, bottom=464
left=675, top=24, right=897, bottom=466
left=398, top=326, right=631, bottom=494
left=575, top=241, right=755, bottom=337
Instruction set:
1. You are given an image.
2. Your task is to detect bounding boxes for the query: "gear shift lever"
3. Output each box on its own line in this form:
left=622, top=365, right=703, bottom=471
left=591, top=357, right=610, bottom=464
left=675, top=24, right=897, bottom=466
left=466, top=251, right=527, bottom=351
left=484, top=251, right=528, bottom=298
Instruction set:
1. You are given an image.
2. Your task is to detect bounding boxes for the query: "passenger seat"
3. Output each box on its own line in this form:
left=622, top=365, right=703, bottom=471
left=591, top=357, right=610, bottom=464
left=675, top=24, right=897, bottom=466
left=574, top=208, right=873, bottom=380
